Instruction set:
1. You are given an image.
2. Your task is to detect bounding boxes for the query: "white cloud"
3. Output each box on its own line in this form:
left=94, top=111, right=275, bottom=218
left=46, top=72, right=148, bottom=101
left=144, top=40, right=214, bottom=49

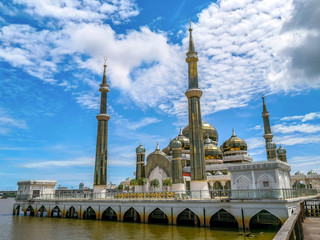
left=1, top=0, right=319, bottom=117
left=273, top=123, right=320, bottom=134
left=0, top=108, right=28, bottom=135
left=281, top=112, right=320, bottom=122
left=13, top=0, right=139, bottom=24
left=20, top=157, right=94, bottom=168
left=127, top=117, right=162, bottom=130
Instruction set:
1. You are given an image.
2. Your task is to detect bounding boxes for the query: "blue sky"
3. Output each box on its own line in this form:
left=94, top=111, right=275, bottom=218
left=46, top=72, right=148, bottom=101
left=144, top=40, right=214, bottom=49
left=0, top=0, right=320, bottom=189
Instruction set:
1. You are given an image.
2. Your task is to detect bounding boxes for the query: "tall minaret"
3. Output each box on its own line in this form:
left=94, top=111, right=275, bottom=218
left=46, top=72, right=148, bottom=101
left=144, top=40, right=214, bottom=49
left=93, top=58, right=110, bottom=189
left=262, top=94, right=277, bottom=161
left=185, top=21, right=208, bottom=198
left=262, top=94, right=273, bottom=144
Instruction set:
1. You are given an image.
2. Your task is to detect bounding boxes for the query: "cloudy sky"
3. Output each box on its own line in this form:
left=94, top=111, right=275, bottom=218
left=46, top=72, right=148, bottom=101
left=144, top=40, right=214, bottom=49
left=0, top=0, right=320, bottom=189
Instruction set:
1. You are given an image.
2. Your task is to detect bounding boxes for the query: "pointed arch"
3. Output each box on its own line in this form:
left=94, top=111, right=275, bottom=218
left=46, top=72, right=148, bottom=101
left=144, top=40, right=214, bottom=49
left=148, top=207, right=168, bottom=224
left=15, top=205, right=20, bottom=216
left=225, top=181, right=231, bottom=190
left=235, top=175, right=250, bottom=190
left=176, top=208, right=200, bottom=226
left=210, top=209, right=238, bottom=229
left=101, top=207, right=117, bottom=221
left=25, top=205, right=35, bottom=216
left=213, top=181, right=223, bottom=190
left=66, top=206, right=78, bottom=219
left=51, top=206, right=62, bottom=218
left=83, top=206, right=96, bottom=220
left=249, top=209, right=281, bottom=230
left=123, top=207, right=141, bottom=223
left=38, top=206, right=47, bottom=217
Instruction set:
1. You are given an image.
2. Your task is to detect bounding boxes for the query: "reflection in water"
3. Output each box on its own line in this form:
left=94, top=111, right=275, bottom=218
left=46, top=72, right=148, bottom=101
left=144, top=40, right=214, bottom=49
left=1, top=198, right=276, bottom=240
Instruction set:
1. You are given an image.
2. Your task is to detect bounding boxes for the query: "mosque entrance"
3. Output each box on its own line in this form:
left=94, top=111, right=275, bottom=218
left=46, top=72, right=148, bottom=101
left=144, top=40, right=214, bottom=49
left=14, top=205, right=20, bottom=216
left=51, top=206, right=62, bottom=218
left=249, top=210, right=281, bottom=230
left=101, top=207, right=117, bottom=221
left=210, top=209, right=238, bottom=230
left=66, top=206, right=78, bottom=218
left=25, top=205, right=34, bottom=216
left=83, top=207, right=96, bottom=220
left=176, top=208, right=200, bottom=226
left=38, top=206, right=47, bottom=217
left=123, top=208, right=141, bottom=223
left=148, top=208, right=168, bottom=224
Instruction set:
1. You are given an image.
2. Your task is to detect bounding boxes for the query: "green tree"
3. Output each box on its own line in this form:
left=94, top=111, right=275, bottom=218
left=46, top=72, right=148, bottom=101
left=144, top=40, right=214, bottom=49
left=130, top=179, right=138, bottom=192
left=124, top=185, right=130, bottom=191
left=163, top=178, right=172, bottom=191
left=138, top=177, right=147, bottom=187
left=150, top=179, right=160, bottom=192
left=117, top=184, right=123, bottom=191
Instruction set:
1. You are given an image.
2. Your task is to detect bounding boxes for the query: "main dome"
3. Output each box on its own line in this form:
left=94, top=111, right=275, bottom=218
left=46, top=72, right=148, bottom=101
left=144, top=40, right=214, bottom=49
left=221, top=129, right=247, bottom=153
left=183, top=121, right=218, bottom=142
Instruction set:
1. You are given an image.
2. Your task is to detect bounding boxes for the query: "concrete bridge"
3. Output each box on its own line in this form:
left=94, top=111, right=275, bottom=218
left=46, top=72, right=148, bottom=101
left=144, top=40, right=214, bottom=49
left=13, top=198, right=309, bottom=232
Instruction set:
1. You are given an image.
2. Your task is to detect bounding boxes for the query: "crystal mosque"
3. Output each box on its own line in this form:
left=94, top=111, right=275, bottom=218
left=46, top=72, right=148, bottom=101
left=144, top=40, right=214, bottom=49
left=13, top=22, right=319, bottom=233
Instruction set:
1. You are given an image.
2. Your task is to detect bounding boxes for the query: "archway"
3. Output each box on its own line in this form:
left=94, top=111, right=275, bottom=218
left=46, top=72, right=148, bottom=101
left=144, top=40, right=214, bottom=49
left=225, top=181, right=231, bottom=190
left=51, top=206, right=62, bottom=218
left=210, top=209, right=238, bottom=230
left=25, top=205, right=34, bottom=216
left=213, top=181, right=223, bottom=190
left=123, top=207, right=141, bottom=223
left=38, top=206, right=47, bottom=217
left=176, top=208, right=200, bottom=226
left=66, top=206, right=78, bottom=219
left=148, top=208, right=168, bottom=224
left=101, top=207, right=117, bottom=221
left=249, top=210, right=281, bottom=231
left=14, top=205, right=20, bottom=216
left=83, top=207, right=96, bottom=220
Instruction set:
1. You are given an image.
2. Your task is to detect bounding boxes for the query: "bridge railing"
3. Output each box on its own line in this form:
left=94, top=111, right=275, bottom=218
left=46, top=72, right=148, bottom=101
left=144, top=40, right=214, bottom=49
left=305, top=199, right=320, bottom=217
left=273, top=201, right=304, bottom=240
left=15, top=188, right=318, bottom=201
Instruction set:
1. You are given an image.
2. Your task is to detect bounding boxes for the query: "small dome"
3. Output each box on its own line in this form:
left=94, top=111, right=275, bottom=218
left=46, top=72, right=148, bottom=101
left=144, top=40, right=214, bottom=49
left=176, top=128, right=190, bottom=150
left=215, top=171, right=223, bottom=175
left=204, top=138, right=223, bottom=160
left=162, top=139, right=171, bottom=155
left=308, top=170, right=317, bottom=175
left=266, top=141, right=277, bottom=150
left=136, top=143, right=146, bottom=153
left=294, top=171, right=305, bottom=176
left=206, top=172, right=212, bottom=176
left=277, top=145, right=286, bottom=154
left=171, top=138, right=182, bottom=149
left=183, top=120, right=218, bottom=142
left=221, top=129, right=247, bottom=153
left=126, top=177, right=133, bottom=180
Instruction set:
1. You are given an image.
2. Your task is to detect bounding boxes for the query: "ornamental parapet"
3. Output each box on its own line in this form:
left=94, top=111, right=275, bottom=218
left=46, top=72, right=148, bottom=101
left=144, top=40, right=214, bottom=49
left=263, top=133, right=274, bottom=139
left=99, top=84, right=110, bottom=93
left=96, top=114, right=110, bottom=121
left=185, top=88, right=202, bottom=98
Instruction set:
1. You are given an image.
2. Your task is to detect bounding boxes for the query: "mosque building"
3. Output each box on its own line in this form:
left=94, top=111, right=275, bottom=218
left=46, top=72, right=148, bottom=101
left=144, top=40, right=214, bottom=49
left=130, top=23, right=291, bottom=194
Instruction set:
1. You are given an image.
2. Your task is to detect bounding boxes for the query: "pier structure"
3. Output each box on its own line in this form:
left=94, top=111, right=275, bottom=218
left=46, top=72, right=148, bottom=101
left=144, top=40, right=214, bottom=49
left=14, top=193, right=315, bottom=231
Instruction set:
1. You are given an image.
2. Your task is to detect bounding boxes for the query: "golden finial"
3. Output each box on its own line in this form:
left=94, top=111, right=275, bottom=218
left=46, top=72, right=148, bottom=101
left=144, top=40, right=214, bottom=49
left=104, top=56, right=108, bottom=66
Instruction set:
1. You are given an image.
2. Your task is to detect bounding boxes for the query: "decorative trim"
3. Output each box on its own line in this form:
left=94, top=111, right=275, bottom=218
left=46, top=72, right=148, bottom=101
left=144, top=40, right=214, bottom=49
left=185, top=88, right=203, bottom=98
left=96, top=114, right=110, bottom=121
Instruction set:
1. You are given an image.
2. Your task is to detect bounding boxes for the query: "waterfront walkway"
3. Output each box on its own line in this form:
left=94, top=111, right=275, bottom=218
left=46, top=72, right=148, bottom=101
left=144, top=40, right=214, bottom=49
left=303, top=218, right=320, bottom=240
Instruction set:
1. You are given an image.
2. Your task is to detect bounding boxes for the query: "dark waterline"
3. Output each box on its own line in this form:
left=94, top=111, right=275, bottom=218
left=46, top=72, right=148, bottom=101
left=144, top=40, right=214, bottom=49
left=1, top=198, right=276, bottom=240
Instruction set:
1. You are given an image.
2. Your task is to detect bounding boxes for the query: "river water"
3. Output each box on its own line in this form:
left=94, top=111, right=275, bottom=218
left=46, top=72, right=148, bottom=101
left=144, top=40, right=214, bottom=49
left=0, top=198, right=276, bottom=240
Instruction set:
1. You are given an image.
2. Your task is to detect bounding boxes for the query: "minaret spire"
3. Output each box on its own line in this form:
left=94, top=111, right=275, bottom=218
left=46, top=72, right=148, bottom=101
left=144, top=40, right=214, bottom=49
left=262, top=94, right=277, bottom=161
left=262, top=94, right=273, bottom=144
left=185, top=21, right=206, bottom=183
left=93, top=58, right=110, bottom=187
